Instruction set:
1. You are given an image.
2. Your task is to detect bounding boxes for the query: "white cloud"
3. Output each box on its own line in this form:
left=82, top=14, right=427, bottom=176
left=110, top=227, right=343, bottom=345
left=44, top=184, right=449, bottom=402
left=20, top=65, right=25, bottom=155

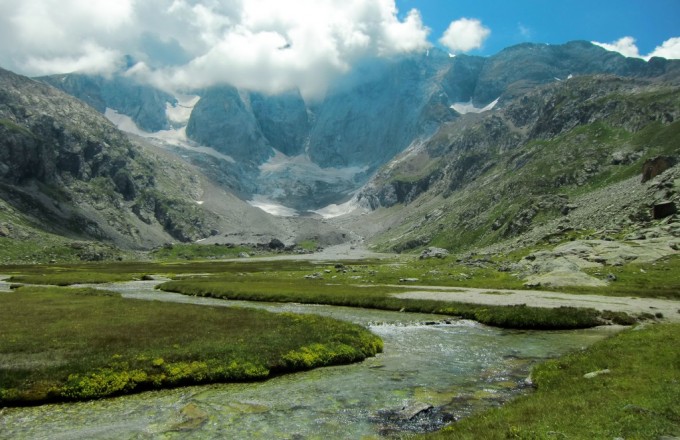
left=0, top=0, right=431, bottom=97
left=593, top=36, right=680, bottom=60
left=438, top=18, right=490, bottom=54
left=648, top=37, right=680, bottom=59
left=0, top=0, right=134, bottom=75
left=592, top=36, right=641, bottom=58
left=23, top=43, right=124, bottom=76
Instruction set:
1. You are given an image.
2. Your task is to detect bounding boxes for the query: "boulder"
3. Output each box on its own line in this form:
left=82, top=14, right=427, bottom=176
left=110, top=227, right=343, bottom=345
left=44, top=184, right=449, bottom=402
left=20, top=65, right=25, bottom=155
left=170, top=402, right=209, bottom=432
left=419, top=247, right=450, bottom=260
left=651, top=201, right=677, bottom=219
left=641, top=156, right=676, bottom=183
left=268, top=238, right=285, bottom=250
left=397, top=402, right=434, bottom=420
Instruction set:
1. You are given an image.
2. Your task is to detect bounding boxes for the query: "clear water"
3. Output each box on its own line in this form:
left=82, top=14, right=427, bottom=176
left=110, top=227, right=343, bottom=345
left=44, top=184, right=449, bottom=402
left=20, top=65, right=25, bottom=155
left=0, top=280, right=616, bottom=439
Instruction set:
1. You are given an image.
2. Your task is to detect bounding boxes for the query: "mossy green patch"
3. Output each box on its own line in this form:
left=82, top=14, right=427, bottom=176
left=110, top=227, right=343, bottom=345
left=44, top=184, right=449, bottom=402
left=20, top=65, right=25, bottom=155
left=0, top=286, right=382, bottom=406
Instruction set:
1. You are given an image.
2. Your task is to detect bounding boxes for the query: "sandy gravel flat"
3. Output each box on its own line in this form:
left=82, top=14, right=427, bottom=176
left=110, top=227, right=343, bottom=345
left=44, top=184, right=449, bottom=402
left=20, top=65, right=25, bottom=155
left=392, top=286, right=680, bottom=322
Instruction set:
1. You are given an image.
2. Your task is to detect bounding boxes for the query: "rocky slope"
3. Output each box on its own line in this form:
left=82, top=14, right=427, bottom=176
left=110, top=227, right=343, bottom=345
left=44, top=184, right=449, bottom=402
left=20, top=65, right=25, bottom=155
left=0, top=67, right=220, bottom=251
left=349, top=73, right=680, bottom=257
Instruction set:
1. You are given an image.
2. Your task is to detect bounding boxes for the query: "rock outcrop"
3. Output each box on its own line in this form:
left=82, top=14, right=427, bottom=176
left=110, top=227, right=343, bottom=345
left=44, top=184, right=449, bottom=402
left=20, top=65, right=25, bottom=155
left=0, top=67, right=217, bottom=248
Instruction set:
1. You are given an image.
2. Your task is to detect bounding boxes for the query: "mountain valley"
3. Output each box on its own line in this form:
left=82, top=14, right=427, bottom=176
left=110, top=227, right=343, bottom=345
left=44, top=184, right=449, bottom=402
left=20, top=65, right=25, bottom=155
left=0, top=40, right=679, bottom=272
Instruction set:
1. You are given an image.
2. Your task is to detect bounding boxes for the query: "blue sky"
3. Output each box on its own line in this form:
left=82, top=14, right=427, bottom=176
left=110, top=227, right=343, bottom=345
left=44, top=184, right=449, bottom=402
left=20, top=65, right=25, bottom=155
left=0, top=1, right=678, bottom=95
left=398, top=0, right=680, bottom=56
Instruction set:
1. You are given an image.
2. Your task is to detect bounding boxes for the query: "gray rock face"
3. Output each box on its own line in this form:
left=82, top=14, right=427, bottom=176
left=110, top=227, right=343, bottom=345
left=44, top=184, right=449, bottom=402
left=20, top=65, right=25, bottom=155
left=306, top=53, right=456, bottom=169
left=250, top=90, right=309, bottom=156
left=186, top=85, right=273, bottom=163
left=471, top=40, right=674, bottom=104
left=420, top=247, right=450, bottom=259
left=39, top=74, right=175, bottom=132
left=0, top=67, right=217, bottom=247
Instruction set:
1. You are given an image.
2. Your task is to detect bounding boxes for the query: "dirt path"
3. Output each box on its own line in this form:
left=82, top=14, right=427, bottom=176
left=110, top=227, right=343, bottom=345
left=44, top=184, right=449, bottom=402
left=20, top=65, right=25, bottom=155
left=392, top=286, right=680, bottom=322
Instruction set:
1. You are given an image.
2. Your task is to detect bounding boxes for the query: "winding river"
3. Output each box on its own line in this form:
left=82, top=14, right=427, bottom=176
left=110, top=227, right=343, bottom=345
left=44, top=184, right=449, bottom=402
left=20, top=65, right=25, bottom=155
left=0, top=280, right=619, bottom=439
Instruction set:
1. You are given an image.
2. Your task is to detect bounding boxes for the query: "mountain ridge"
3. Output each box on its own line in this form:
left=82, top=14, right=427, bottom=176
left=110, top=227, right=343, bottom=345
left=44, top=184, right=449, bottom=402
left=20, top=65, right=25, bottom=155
left=37, top=41, right=680, bottom=211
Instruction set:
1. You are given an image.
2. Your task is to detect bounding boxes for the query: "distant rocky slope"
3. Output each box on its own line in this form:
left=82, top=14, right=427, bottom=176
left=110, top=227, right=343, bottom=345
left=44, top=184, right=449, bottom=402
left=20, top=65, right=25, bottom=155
left=40, top=41, right=680, bottom=211
left=352, top=73, right=680, bottom=255
left=0, top=67, right=218, bottom=250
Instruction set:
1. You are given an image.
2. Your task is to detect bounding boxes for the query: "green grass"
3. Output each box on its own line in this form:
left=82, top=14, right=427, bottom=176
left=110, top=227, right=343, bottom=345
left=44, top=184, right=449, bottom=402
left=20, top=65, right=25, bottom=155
left=297, top=240, right=319, bottom=251
left=158, top=276, right=605, bottom=330
left=0, top=119, right=35, bottom=137
left=7, top=272, right=138, bottom=286
left=0, top=286, right=382, bottom=406
left=149, top=243, right=255, bottom=261
left=0, top=257, right=633, bottom=330
left=422, top=323, right=680, bottom=439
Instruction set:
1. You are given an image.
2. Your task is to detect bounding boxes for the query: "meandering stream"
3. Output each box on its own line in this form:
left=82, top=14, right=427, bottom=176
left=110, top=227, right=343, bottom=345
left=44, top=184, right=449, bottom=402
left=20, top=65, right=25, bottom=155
left=0, top=280, right=619, bottom=439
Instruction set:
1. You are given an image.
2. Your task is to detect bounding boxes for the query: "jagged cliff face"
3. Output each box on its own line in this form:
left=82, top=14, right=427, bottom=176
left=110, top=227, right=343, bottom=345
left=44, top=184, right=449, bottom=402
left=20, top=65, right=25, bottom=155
left=0, top=67, right=218, bottom=248
left=37, top=41, right=680, bottom=214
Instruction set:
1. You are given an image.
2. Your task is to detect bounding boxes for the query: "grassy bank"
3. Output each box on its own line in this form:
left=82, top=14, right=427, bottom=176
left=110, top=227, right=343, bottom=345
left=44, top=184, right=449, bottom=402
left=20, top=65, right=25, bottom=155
left=158, top=278, right=605, bottom=330
left=5, top=252, right=679, bottom=300
left=422, top=323, right=680, bottom=439
left=0, top=287, right=382, bottom=406
left=1, top=256, right=642, bottom=329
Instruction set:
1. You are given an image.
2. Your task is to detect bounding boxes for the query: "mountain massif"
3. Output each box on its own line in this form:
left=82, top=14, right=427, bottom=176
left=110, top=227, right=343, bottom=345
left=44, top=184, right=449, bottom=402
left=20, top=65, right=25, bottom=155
left=41, top=41, right=680, bottom=211
left=1, top=40, right=679, bottom=263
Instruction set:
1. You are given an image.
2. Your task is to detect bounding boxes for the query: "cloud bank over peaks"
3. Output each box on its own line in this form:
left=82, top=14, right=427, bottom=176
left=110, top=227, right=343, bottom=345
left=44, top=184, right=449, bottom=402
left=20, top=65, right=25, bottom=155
left=0, top=0, right=435, bottom=98
left=593, top=36, right=680, bottom=60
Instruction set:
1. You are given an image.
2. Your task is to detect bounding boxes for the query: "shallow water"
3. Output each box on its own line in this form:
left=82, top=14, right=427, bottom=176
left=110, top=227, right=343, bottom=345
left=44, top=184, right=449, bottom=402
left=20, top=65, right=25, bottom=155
left=0, top=280, right=617, bottom=439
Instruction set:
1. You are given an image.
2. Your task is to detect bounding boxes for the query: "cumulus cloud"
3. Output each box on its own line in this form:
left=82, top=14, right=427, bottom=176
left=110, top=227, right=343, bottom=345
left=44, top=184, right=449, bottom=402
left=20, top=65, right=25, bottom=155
left=0, top=0, right=134, bottom=75
left=648, top=37, right=680, bottom=59
left=593, top=36, right=680, bottom=60
left=0, top=0, right=431, bottom=97
left=592, top=36, right=641, bottom=58
left=438, top=18, right=490, bottom=54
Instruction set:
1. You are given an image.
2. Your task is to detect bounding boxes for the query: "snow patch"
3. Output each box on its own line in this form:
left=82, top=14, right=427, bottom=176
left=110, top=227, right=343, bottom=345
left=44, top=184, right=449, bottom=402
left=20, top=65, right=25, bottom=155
left=104, top=108, right=235, bottom=163
left=247, top=195, right=299, bottom=217
left=311, top=198, right=362, bottom=219
left=104, top=107, right=146, bottom=136
left=450, top=97, right=499, bottom=115
left=166, top=94, right=200, bottom=126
